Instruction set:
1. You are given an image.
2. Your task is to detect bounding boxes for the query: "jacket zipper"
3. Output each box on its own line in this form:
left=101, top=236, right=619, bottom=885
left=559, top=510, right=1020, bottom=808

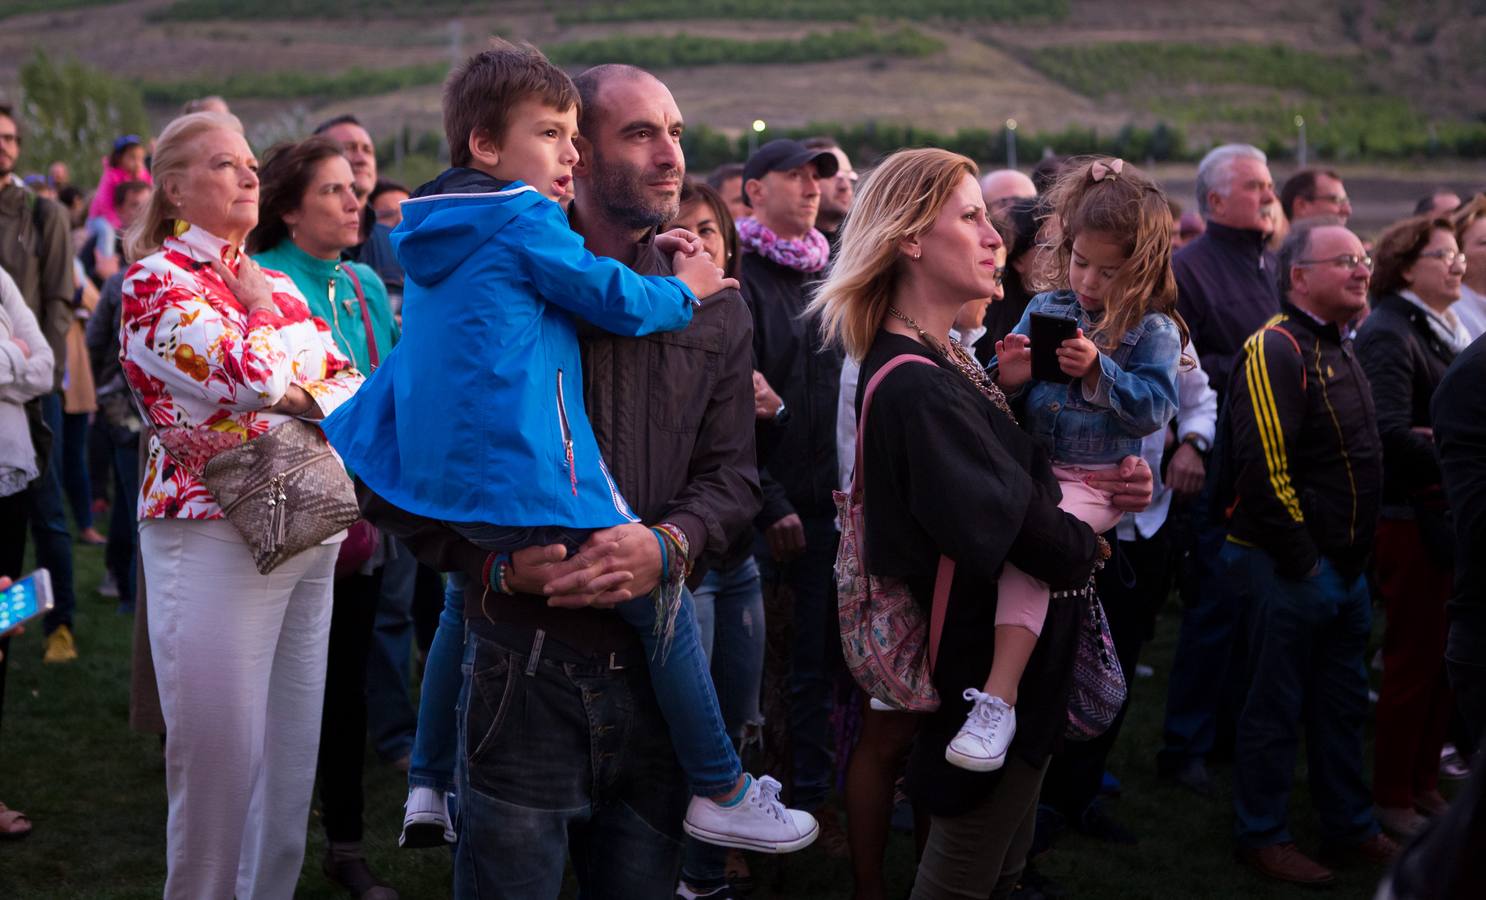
left=556, top=369, right=578, bottom=496
left=325, top=275, right=359, bottom=369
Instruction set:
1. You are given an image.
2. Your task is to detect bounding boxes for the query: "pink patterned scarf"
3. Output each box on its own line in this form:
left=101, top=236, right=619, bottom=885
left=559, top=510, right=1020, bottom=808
left=736, top=217, right=830, bottom=273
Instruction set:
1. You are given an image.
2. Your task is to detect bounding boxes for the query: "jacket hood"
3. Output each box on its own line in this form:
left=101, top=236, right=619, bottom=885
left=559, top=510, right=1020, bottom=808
left=393, top=168, right=546, bottom=285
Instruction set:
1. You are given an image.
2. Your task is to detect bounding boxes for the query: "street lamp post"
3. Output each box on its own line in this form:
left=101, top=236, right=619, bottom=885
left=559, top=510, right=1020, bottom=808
left=750, top=119, right=766, bottom=156
left=1295, top=115, right=1308, bottom=168
left=1006, top=118, right=1018, bottom=170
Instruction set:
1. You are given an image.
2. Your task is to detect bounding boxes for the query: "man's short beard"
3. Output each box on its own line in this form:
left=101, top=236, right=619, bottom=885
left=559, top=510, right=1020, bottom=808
left=586, top=145, right=680, bottom=232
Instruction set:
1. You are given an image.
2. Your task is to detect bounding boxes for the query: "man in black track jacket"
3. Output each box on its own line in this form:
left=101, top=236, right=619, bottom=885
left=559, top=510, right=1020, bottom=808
left=1223, top=219, right=1394, bottom=886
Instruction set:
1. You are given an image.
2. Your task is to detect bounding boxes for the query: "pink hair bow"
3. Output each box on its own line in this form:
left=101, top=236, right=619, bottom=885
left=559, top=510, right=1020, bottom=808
left=1090, top=158, right=1125, bottom=182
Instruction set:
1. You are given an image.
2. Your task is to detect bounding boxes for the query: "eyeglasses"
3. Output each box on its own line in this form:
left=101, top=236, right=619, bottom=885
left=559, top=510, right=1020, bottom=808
left=1297, top=253, right=1373, bottom=272
left=992, top=266, right=1006, bottom=287
left=1419, top=249, right=1468, bottom=267
left=1308, top=192, right=1350, bottom=207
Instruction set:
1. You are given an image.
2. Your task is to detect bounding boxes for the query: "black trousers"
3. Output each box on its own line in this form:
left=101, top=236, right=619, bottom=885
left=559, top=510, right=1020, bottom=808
left=1042, top=524, right=1174, bottom=818
left=0, top=490, right=26, bottom=738
left=318, top=567, right=383, bottom=843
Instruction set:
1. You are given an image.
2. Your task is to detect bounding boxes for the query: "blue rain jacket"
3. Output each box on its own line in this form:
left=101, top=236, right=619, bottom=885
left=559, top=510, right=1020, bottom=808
left=322, top=168, right=696, bottom=527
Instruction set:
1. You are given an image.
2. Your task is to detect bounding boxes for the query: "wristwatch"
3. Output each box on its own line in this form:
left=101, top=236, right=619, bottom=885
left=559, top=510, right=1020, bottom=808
left=1180, top=432, right=1211, bottom=454
left=774, top=400, right=790, bottom=426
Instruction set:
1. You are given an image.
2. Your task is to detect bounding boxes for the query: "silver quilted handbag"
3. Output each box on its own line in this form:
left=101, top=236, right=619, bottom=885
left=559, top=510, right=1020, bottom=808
left=201, top=419, right=359, bottom=575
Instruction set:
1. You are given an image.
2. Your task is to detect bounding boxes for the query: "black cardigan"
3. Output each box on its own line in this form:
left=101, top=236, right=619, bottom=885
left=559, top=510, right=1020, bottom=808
left=856, top=331, right=1099, bottom=817
left=1433, top=337, right=1486, bottom=663
left=1355, top=292, right=1458, bottom=510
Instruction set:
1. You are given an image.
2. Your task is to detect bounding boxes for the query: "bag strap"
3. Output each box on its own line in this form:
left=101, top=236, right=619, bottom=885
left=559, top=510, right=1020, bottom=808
left=341, top=263, right=378, bottom=371
left=854, top=352, right=957, bottom=672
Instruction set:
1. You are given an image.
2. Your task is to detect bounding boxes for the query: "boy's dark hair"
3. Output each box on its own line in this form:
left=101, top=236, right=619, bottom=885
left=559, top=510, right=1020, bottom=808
left=112, top=179, right=151, bottom=208
left=443, top=41, right=579, bottom=169
left=313, top=113, right=363, bottom=136
left=246, top=136, right=347, bottom=255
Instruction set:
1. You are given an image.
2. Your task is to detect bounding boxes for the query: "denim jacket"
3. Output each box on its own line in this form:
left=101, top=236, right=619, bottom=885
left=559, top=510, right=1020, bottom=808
left=1003, top=290, right=1181, bottom=465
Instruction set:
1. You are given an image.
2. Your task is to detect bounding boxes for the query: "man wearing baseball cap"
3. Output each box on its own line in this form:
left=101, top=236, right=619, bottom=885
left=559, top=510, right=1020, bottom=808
left=738, top=137, right=847, bottom=845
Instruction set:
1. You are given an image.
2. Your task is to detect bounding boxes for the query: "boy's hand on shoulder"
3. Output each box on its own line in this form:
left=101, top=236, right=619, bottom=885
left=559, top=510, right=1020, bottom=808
left=674, top=249, right=739, bottom=300
left=995, top=333, right=1032, bottom=390
left=654, top=228, right=702, bottom=258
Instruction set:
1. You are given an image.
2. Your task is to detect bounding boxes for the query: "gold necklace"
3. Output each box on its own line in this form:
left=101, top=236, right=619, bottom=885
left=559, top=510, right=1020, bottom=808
left=886, top=307, right=1016, bottom=422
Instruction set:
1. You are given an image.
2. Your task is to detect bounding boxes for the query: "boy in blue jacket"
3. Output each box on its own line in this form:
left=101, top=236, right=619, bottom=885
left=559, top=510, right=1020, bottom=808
left=322, top=42, right=817, bottom=855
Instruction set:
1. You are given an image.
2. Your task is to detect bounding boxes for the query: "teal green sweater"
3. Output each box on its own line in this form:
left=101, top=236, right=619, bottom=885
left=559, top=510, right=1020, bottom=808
left=255, top=239, right=399, bottom=373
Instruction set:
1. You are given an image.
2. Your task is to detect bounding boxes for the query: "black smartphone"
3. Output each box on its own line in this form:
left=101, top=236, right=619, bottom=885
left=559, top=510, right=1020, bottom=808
left=1, top=569, right=54, bottom=638
left=1029, top=312, right=1078, bottom=384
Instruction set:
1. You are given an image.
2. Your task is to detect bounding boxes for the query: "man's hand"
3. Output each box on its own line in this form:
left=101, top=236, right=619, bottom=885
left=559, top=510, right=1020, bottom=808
left=754, top=370, right=783, bottom=420
left=995, top=333, right=1031, bottom=390
left=765, top=513, right=806, bottom=562
left=1085, top=455, right=1154, bottom=512
left=1166, top=442, right=1207, bottom=499
left=545, top=523, right=662, bottom=609
left=502, top=538, right=626, bottom=607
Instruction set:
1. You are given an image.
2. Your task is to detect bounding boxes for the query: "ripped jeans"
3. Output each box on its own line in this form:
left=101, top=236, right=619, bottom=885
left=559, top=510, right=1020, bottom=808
left=681, top=556, right=768, bottom=889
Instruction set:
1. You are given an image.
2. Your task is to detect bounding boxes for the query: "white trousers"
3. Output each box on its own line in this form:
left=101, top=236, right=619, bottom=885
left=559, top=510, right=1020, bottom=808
left=140, top=518, right=337, bottom=900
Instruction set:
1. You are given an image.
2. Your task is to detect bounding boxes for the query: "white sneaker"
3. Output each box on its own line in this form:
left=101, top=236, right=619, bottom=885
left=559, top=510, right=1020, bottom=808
left=400, top=786, right=456, bottom=848
left=945, top=689, right=1015, bottom=772
left=682, top=775, right=819, bottom=854
left=868, top=697, right=898, bottom=712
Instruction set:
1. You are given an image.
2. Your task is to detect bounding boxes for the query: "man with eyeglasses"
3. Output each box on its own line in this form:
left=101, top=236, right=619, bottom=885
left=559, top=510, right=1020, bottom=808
left=1224, top=218, right=1395, bottom=885
left=1281, top=168, right=1352, bottom=226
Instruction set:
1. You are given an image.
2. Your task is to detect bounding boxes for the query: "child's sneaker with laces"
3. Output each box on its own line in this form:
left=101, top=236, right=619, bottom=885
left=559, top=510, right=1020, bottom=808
left=682, top=774, right=818, bottom=854
left=400, top=786, right=456, bottom=848
left=945, top=689, right=1015, bottom=772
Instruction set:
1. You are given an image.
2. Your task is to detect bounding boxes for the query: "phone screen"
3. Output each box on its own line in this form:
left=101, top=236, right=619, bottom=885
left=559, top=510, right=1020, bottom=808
left=1, top=569, right=53, bottom=635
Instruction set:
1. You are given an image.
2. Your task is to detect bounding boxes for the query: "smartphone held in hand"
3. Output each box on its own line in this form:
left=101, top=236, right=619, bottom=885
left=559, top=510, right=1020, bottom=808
left=1030, top=313, right=1078, bottom=384
left=1, top=569, right=54, bottom=638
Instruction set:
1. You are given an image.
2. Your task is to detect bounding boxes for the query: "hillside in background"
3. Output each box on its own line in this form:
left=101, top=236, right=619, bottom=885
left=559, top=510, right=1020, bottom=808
left=1, top=0, right=1482, bottom=226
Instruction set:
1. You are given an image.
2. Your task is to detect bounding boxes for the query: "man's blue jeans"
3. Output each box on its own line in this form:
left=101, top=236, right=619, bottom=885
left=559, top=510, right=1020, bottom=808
left=417, top=576, right=741, bottom=801
left=454, top=624, right=691, bottom=899
left=33, top=393, right=77, bottom=634
left=366, top=539, right=419, bottom=762
left=681, top=556, right=767, bottom=889
left=1159, top=485, right=1241, bottom=768
left=757, top=516, right=839, bottom=812
left=1225, top=542, right=1378, bottom=848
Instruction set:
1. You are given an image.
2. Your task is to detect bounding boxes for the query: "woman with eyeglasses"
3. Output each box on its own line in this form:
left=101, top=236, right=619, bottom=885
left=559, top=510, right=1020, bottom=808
left=1356, top=215, right=1471, bottom=840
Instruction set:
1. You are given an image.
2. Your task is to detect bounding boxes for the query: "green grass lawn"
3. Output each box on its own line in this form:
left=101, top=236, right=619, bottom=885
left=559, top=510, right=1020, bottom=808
left=1, top=524, right=1406, bottom=897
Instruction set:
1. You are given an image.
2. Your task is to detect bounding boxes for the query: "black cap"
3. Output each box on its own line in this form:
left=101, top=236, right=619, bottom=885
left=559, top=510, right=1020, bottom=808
left=741, top=139, right=839, bottom=207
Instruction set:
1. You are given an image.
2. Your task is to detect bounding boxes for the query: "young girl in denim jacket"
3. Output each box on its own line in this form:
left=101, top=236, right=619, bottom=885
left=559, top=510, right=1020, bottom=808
left=947, top=158, right=1186, bottom=771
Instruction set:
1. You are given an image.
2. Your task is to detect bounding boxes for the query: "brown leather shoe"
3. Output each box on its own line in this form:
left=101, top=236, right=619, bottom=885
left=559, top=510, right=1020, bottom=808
left=1322, top=832, right=1401, bottom=868
left=1236, top=843, right=1335, bottom=886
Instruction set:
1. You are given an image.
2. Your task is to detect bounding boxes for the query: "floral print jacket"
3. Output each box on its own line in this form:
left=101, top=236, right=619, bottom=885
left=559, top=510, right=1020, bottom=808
left=120, top=225, right=363, bottom=519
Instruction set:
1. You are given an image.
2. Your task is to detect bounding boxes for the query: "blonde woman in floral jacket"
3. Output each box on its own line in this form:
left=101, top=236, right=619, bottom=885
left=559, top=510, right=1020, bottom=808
left=119, top=111, right=362, bottom=900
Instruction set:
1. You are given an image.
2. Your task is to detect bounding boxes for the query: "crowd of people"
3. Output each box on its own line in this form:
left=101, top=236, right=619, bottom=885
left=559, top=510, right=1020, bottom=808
left=1, top=37, right=1484, bottom=900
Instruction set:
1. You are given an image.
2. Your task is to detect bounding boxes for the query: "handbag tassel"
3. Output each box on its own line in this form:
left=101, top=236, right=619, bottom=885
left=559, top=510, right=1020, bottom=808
left=266, top=475, right=288, bottom=551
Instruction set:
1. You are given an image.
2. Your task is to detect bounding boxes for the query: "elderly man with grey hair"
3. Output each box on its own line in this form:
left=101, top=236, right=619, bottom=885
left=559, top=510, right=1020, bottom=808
left=1157, top=143, right=1280, bottom=797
